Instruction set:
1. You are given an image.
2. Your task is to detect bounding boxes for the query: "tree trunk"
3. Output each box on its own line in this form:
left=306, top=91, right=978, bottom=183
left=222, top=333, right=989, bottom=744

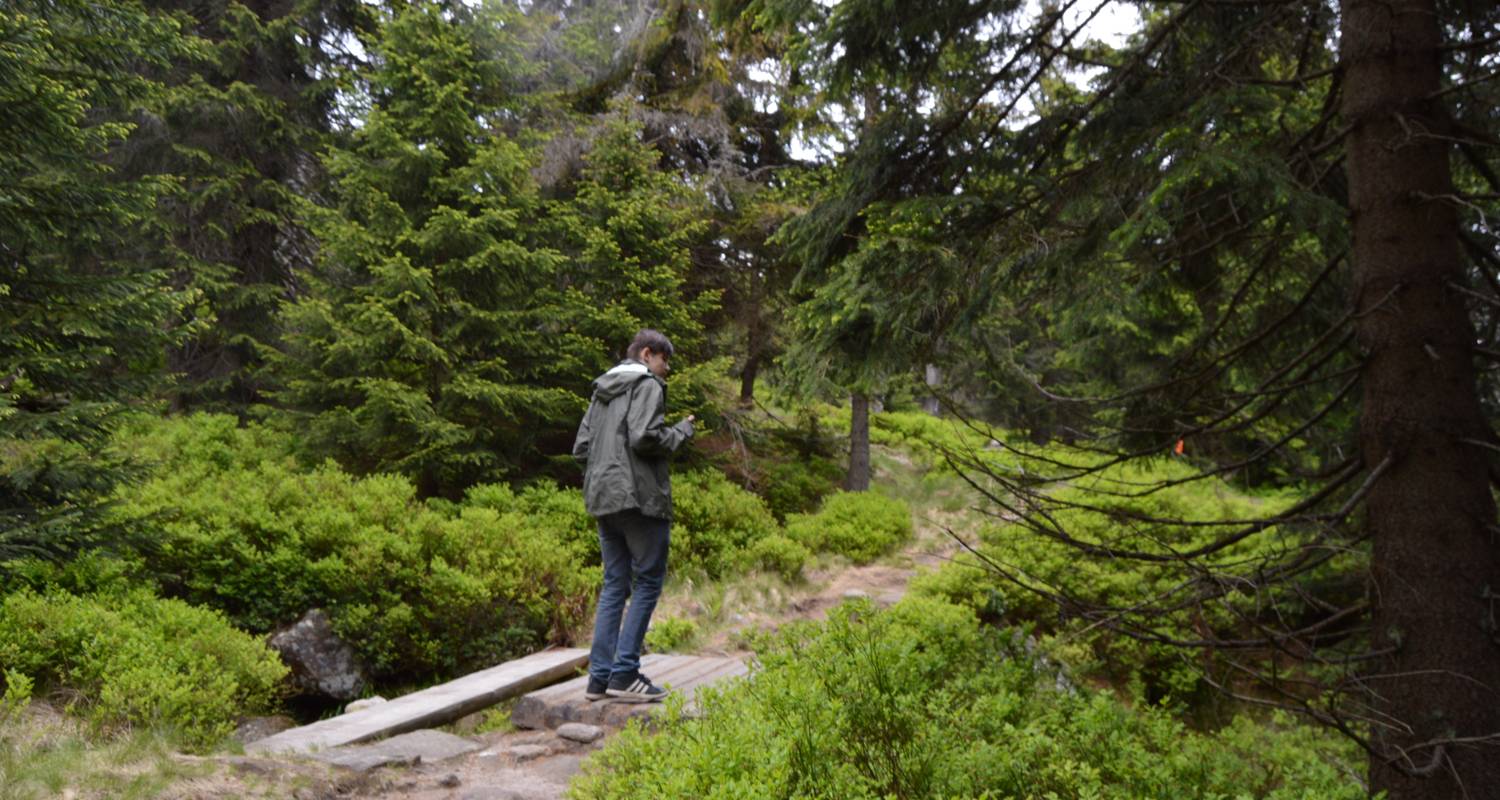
left=739, top=256, right=768, bottom=406
left=739, top=348, right=761, bottom=406
left=847, top=392, right=871, bottom=491
left=740, top=296, right=764, bottom=406
left=922, top=363, right=941, bottom=416
left=1343, top=0, right=1500, bottom=794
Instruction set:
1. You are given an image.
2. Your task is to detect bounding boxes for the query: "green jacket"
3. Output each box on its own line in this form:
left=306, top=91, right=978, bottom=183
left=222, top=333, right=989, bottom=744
left=572, top=360, right=693, bottom=520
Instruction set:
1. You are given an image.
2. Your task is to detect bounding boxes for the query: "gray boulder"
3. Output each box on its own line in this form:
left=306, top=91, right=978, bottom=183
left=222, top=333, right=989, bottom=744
left=268, top=609, right=367, bottom=701
left=555, top=722, right=604, bottom=743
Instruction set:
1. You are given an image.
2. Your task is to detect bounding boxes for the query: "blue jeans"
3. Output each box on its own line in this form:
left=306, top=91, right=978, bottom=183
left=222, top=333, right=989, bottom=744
left=589, top=509, right=670, bottom=684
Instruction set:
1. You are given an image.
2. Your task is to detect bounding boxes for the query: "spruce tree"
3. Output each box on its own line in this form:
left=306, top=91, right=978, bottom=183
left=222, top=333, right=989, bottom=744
left=725, top=0, right=1500, bottom=793
left=273, top=2, right=571, bottom=495
left=122, top=0, right=373, bottom=410
left=273, top=2, right=713, bottom=494
left=0, top=0, right=198, bottom=563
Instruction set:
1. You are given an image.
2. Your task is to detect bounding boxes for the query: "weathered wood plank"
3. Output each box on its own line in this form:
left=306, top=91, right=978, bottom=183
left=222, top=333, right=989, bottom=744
left=510, top=654, right=749, bottom=730
left=247, top=648, right=589, bottom=755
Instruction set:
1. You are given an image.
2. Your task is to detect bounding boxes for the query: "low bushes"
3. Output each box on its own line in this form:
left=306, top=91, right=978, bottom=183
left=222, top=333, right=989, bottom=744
left=905, top=456, right=1337, bottom=705
left=673, top=475, right=915, bottom=580
left=759, top=456, right=843, bottom=521
left=670, top=469, right=781, bottom=579
left=570, top=597, right=1365, bottom=799
left=99, top=414, right=914, bottom=687
left=112, top=414, right=599, bottom=682
left=786, top=490, right=913, bottom=564
left=744, top=533, right=812, bottom=581
left=0, top=588, right=286, bottom=749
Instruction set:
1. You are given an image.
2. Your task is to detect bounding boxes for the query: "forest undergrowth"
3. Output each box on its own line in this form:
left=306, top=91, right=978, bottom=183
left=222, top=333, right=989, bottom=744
left=0, top=406, right=1372, bottom=798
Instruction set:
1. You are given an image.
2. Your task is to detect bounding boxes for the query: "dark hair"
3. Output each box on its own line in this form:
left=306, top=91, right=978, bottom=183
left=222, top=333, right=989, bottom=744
left=626, top=329, right=675, bottom=360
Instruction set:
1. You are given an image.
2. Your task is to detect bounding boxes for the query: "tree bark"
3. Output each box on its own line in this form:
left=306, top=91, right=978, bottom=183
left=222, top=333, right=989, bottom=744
left=922, top=363, right=941, bottom=416
left=739, top=347, right=762, bottom=406
left=1343, top=0, right=1500, bottom=794
left=847, top=392, right=871, bottom=491
left=740, top=279, right=765, bottom=406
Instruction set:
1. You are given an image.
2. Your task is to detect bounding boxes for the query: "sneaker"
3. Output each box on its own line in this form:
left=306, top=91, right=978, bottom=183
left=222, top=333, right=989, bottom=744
left=606, top=672, right=669, bottom=703
left=585, top=677, right=609, bottom=701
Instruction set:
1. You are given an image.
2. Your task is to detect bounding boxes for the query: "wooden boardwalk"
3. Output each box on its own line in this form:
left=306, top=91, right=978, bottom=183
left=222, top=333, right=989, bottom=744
left=510, top=653, right=749, bottom=730
left=247, top=648, right=589, bottom=755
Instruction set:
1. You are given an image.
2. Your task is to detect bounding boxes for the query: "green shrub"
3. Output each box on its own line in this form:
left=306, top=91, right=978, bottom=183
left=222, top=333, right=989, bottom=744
left=745, top=533, right=811, bottom=581
left=0, top=588, right=286, bottom=749
left=570, top=598, right=1365, bottom=800
left=904, top=455, right=1330, bottom=705
left=644, top=616, right=699, bottom=653
left=670, top=470, right=780, bottom=578
left=1, top=669, right=32, bottom=720
left=785, top=491, right=913, bottom=563
left=760, top=456, right=843, bottom=521
left=111, top=414, right=600, bottom=683
left=906, top=551, right=1005, bottom=621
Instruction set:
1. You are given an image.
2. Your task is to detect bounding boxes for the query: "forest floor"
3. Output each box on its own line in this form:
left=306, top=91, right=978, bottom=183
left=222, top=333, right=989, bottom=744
left=24, top=449, right=980, bottom=800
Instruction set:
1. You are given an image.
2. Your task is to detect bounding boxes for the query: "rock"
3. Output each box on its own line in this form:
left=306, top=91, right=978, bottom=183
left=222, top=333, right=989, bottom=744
left=841, top=589, right=870, bottom=600
left=555, top=723, right=604, bottom=744
left=450, top=709, right=488, bottom=734
left=506, top=744, right=551, bottom=761
left=345, top=696, right=387, bottom=713
left=232, top=715, right=296, bottom=745
left=310, top=729, right=480, bottom=773
left=439, top=773, right=462, bottom=788
left=268, top=609, right=367, bottom=701
left=318, top=750, right=419, bottom=773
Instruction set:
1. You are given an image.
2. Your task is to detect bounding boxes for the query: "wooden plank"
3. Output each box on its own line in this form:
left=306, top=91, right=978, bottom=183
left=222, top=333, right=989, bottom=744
left=247, top=648, right=589, bottom=755
left=510, top=654, right=750, bottom=730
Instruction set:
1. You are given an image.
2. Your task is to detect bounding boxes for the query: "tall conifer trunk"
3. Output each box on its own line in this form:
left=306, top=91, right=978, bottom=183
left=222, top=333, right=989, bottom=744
left=847, top=392, right=871, bottom=491
left=1343, top=0, right=1500, bottom=793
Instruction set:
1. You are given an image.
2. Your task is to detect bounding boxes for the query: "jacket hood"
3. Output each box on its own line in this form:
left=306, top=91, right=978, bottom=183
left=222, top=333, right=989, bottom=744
left=591, top=360, right=657, bottom=402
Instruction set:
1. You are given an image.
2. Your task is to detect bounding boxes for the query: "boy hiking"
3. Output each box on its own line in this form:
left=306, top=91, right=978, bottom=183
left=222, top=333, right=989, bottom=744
left=572, top=330, right=694, bottom=702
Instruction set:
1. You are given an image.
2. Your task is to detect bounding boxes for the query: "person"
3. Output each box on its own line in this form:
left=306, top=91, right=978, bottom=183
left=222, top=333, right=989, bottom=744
left=572, top=329, right=694, bottom=702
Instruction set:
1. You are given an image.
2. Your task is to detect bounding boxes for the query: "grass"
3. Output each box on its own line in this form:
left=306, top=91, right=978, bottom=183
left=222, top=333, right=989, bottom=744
left=0, top=702, right=207, bottom=800
left=0, top=701, right=372, bottom=800
left=637, top=441, right=986, bottom=656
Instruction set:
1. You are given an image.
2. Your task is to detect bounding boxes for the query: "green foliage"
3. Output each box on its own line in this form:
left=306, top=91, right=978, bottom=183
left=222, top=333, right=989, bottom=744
left=906, top=552, right=1006, bottom=621
left=0, top=587, right=286, bottom=749
left=670, top=470, right=781, bottom=579
left=547, top=112, right=716, bottom=360
left=271, top=5, right=715, bottom=495
left=911, top=455, right=1330, bottom=704
left=143, top=0, right=370, bottom=409
left=785, top=490, right=913, bottom=564
left=760, top=456, right=844, bottom=521
left=0, top=0, right=200, bottom=563
left=644, top=616, right=699, bottom=653
left=1, top=669, right=33, bottom=721
left=271, top=1, right=578, bottom=494
left=571, top=597, right=1365, bottom=799
left=744, top=533, right=811, bottom=581
left=113, top=413, right=598, bottom=682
